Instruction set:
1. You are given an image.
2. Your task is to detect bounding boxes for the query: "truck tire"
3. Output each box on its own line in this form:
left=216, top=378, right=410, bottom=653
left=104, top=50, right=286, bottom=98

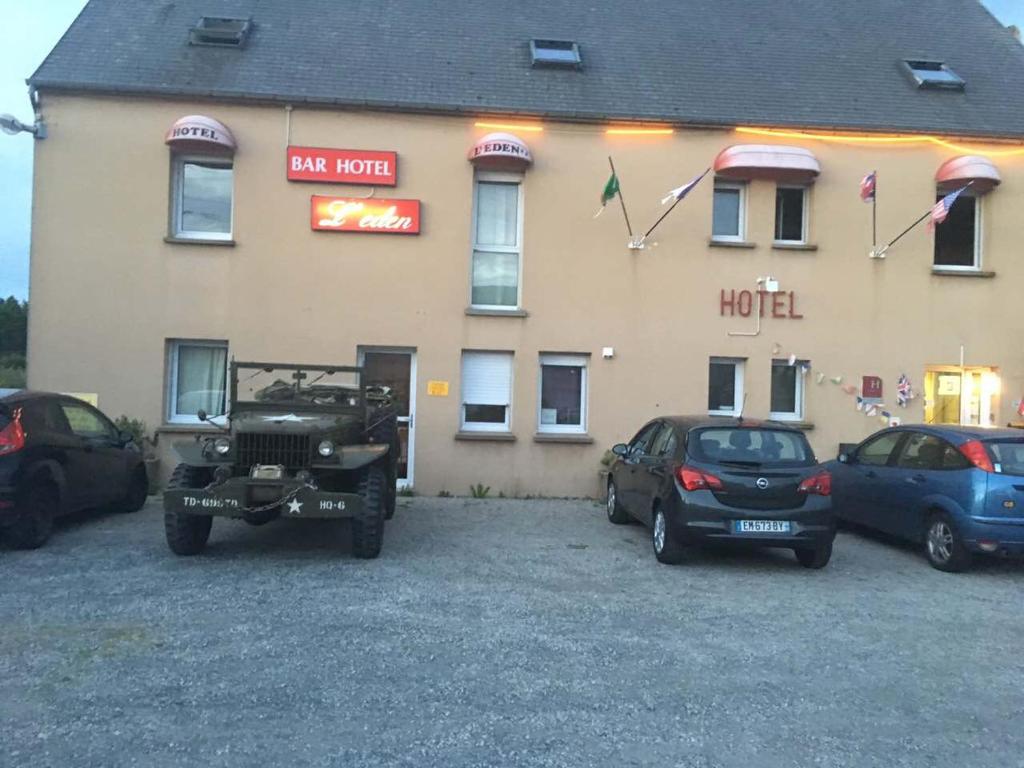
left=352, top=465, right=386, bottom=559
left=8, top=482, right=58, bottom=550
left=164, top=463, right=213, bottom=556
left=367, top=408, right=399, bottom=520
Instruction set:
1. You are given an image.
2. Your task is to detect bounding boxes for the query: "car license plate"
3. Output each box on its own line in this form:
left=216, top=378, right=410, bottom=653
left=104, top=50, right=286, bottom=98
left=733, top=520, right=792, bottom=534
left=250, top=464, right=285, bottom=481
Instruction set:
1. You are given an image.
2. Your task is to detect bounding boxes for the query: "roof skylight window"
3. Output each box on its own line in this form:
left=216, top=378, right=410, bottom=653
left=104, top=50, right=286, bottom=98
left=530, top=39, right=582, bottom=69
left=189, top=17, right=252, bottom=48
left=904, top=60, right=965, bottom=90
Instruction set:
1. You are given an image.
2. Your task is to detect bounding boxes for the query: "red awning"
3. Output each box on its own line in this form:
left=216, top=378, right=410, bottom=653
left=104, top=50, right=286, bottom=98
left=714, top=144, right=820, bottom=183
left=165, top=115, right=236, bottom=153
left=468, top=132, right=532, bottom=170
left=935, top=155, right=1001, bottom=193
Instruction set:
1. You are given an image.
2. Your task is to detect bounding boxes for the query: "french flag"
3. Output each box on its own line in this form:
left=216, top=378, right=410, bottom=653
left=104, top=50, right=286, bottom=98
left=859, top=171, right=876, bottom=202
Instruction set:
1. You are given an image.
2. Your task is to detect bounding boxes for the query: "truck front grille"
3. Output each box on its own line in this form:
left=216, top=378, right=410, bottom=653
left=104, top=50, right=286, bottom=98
left=235, top=433, right=312, bottom=470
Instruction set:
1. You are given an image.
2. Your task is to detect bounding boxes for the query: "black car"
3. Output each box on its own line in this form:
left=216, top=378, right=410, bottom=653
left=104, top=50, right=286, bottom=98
left=606, top=416, right=836, bottom=567
left=0, top=392, right=148, bottom=549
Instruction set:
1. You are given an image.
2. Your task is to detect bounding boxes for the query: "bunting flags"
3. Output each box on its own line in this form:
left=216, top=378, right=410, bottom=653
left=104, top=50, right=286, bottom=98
left=860, top=171, right=877, bottom=202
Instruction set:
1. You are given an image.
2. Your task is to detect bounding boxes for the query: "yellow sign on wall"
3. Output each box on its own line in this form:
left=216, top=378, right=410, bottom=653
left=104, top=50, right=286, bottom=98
left=426, top=380, right=449, bottom=397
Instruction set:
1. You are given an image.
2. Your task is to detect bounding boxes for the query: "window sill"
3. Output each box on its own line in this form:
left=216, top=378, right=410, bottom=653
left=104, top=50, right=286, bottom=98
left=772, top=242, right=818, bottom=252
left=465, top=307, right=529, bottom=318
left=708, top=239, right=756, bottom=249
left=454, top=431, right=516, bottom=442
left=931, top=269, right=995, bottom=278
left=164, top=236, right=236, bottom=247
left=533, top=433, right=594, bottom=444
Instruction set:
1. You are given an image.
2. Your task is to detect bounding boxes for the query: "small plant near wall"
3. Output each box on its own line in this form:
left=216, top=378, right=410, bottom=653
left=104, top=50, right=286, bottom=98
left=599, top=449, right=616, bottom=467
left=114, top=415, right=160, bottom=495
left=437, top=490, right=452, bottom=498
left=397, top=486, right=416, bottom=497
left=469, top=483, right=491, bottom=499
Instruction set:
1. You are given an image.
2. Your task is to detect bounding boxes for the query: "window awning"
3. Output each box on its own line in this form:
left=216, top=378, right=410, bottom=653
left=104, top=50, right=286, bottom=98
left=468, top=132, right=532, bottom=170
left=165, top=115, right=236, bottom=153
left=714, top=144, right=820, bottom=183
left=935, top=155, right=1001, bottom=193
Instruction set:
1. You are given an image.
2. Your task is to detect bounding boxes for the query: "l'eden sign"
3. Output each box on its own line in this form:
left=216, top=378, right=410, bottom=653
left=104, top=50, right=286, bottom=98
left=288, top=146, right=397, bottom=185
left=311, top=196, right=420, bottom=234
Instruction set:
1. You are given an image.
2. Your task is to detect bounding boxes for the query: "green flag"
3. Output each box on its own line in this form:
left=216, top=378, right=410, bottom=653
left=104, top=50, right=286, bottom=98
left=600, top=172, right=620, bottom=206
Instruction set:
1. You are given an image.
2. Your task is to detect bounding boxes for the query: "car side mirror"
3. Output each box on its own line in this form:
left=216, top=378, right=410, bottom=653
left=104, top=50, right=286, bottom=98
left=612, top=443, right=629, bottom=457
left=197, top=409, right=208, bottom=423
left=838, top=452, right=850, bottom=464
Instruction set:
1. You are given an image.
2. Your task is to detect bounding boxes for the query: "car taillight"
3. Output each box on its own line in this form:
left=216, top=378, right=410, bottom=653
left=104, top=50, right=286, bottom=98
left=0, top=414, right=25, bottom=456
left=959, top=440, right=995, bottom=472
left=798, top=471, right=832, bottom=496
left=676, top=466, right=723, bottom=491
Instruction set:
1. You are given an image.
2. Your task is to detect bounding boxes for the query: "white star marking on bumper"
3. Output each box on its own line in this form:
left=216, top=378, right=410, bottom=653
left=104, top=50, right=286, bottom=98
left=287, top=498, right=304, bottom=515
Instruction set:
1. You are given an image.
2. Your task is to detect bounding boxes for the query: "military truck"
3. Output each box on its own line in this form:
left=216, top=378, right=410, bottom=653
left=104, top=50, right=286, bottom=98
left=163, top=362, right=399, bottom=558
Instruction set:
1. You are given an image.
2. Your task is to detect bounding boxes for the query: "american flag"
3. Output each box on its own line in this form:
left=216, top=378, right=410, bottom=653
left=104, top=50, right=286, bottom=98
left=860, top=171, right=876, bottom=202
left=897, top=374, right=912, bottom=407
left=927, top=185, right=969, bottom=230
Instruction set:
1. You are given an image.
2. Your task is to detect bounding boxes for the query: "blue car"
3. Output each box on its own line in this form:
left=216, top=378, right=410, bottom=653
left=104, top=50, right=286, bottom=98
left=829, top=425, right=1024, bottom=571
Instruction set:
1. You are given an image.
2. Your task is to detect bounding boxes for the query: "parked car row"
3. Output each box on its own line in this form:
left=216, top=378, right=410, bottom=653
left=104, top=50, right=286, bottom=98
left=606, top=416, right=1024, bottom=573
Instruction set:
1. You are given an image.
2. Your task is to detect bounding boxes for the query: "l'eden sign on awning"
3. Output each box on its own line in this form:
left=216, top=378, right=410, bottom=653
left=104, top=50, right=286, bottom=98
left=288, top=146, right=397, bottom=185
left=311, top=196, right=420, bottom=234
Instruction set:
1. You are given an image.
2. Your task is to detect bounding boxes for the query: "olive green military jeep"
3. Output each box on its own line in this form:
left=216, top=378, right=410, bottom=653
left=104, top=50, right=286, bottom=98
left=163, top=362, right=398, bottom=558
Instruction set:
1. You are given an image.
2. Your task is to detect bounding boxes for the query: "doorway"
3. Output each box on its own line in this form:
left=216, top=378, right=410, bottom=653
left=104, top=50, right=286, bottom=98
left=359, top=347, right=416, bottom=488
left=924, top=366, right=1000, bottom=427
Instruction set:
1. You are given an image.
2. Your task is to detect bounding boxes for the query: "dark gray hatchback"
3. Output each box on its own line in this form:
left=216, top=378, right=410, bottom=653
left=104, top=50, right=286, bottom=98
left=606, top=416, right=836, bottom=567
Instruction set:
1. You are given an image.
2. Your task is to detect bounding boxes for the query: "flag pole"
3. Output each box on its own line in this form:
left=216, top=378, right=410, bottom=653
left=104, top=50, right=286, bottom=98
left=608, top=156, right=634, bottom=239
left=642, top=196, right=684, bottom=241
left=871, top=169, right=877, bottom=248
left=874, top=180, right=972, bottom=257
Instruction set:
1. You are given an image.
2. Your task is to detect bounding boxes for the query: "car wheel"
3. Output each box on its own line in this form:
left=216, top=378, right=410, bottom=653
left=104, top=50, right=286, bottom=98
left=352, top=464, right=386, bottom=559
left=794, top=540, right=833, bottom=569
left=8, top=483, right=58, bottom=550
left=924, top=512, right=972, bottom=573
left=606, top=480, right=629, bottom=524
left=117, top=466, right=149, bottom=513
left=164, top=463, right=213, bottom=556
left=652, top=507, right=684, bottom=564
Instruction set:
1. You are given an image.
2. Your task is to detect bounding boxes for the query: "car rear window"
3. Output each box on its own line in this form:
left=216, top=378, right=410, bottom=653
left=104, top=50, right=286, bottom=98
left=689, top=427, right=815, bottom=467
left=986, top=440, right=1024, bottom=476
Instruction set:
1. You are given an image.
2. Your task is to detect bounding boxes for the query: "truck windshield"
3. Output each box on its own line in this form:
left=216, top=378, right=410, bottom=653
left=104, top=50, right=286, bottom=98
left=235, top=366, right=362, bottom=406
left=690, top=427, right=816, bottom=468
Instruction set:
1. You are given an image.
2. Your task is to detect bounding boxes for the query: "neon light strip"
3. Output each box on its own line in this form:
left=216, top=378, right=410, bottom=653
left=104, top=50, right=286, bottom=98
left=474, top=121, right=544, bottom=133
left=736, top=126, right=1024, bottom=158
left=606, top=127, right=674, bottom=136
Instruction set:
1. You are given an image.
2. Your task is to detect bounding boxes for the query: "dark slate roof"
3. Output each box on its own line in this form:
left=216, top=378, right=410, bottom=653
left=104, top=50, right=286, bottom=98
left=28, top=0, right=1024, bottom=138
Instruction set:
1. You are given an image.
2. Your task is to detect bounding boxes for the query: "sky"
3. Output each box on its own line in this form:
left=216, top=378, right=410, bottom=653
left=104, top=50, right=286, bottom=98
left=0, top=0, right=1022, bottom=301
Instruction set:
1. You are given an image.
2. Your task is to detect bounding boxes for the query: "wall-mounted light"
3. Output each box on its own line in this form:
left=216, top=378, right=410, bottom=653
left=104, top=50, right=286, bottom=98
left=474, top=121, right=544, bottom=133
left=606, top=127, right=674, bottom=136
left=0, top=113, right=45, bottom=139
left=736, top=126, right=1024, bottom=158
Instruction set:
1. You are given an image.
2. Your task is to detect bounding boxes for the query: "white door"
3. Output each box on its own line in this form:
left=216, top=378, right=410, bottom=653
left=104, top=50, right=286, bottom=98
left=358, top=348, right=416, bottom=488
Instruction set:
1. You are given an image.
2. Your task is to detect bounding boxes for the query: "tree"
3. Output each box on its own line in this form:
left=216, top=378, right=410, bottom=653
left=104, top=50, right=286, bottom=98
left=0, top=296, right=28, bottom=357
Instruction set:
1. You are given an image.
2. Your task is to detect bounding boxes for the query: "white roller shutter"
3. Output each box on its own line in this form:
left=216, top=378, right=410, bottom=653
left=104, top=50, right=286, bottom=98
left=462, top=352, right=512, bottom=406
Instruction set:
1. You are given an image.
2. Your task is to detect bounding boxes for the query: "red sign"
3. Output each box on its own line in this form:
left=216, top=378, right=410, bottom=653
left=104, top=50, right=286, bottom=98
left=862, top=376, right=883, bottom=400
left=720, top=289, right=803, bottom=319
left=311, top=196, right=420, bottom=234
left=288, top=146, right=397, bottom=185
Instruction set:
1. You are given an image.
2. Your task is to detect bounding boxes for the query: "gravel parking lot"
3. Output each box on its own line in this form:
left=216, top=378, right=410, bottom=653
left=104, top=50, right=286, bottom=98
left=1, top=496, right=1022, bottom=768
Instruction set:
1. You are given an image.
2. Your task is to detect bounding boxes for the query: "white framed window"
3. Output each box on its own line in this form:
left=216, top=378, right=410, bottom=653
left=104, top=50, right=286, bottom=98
left=470, top=171, right=523, bottom=309
left=712, top=181, right=746, bottom=242
left=538, top=354, right=588, bottom=434
left=167, top=340, right=229, bottom=424
left=171, top=155, right=234, bottom=240
left=708, top=357, right=745, bottom=416
left=770, top=359, right=805, bottom=421
left=774, top=185, right=808, bottom=244
left=934, top=192, right=981, bottom=271
left=461, top=351, right=513, bottom=432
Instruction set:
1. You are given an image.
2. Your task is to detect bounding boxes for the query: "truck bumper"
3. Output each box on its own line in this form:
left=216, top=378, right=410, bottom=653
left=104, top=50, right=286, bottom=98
left=163, top=480, right=365, bottom=519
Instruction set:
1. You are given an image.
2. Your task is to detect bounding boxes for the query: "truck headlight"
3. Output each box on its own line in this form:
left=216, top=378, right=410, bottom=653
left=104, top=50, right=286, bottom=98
left=318, top=440, right=335, bottom=457
left=213, top=437, right=231, bottom=455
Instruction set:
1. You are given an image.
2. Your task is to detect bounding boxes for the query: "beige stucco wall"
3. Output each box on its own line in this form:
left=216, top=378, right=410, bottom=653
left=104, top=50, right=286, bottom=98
left=26, top=94, right=1024, bottom=497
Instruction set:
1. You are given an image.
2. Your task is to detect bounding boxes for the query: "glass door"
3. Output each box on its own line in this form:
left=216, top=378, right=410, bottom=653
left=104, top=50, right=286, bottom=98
left=924, top=367, right=999, bottom=427
left=359, top=348, right=416, bottom=487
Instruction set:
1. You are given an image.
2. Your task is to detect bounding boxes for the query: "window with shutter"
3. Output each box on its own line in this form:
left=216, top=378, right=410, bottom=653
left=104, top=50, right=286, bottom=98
left=461, top=351, right=513, bottom=431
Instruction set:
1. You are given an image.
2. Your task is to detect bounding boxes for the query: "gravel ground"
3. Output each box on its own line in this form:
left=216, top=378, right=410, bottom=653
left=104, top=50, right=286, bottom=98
left=1, top=496, right=1022, bottom=768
